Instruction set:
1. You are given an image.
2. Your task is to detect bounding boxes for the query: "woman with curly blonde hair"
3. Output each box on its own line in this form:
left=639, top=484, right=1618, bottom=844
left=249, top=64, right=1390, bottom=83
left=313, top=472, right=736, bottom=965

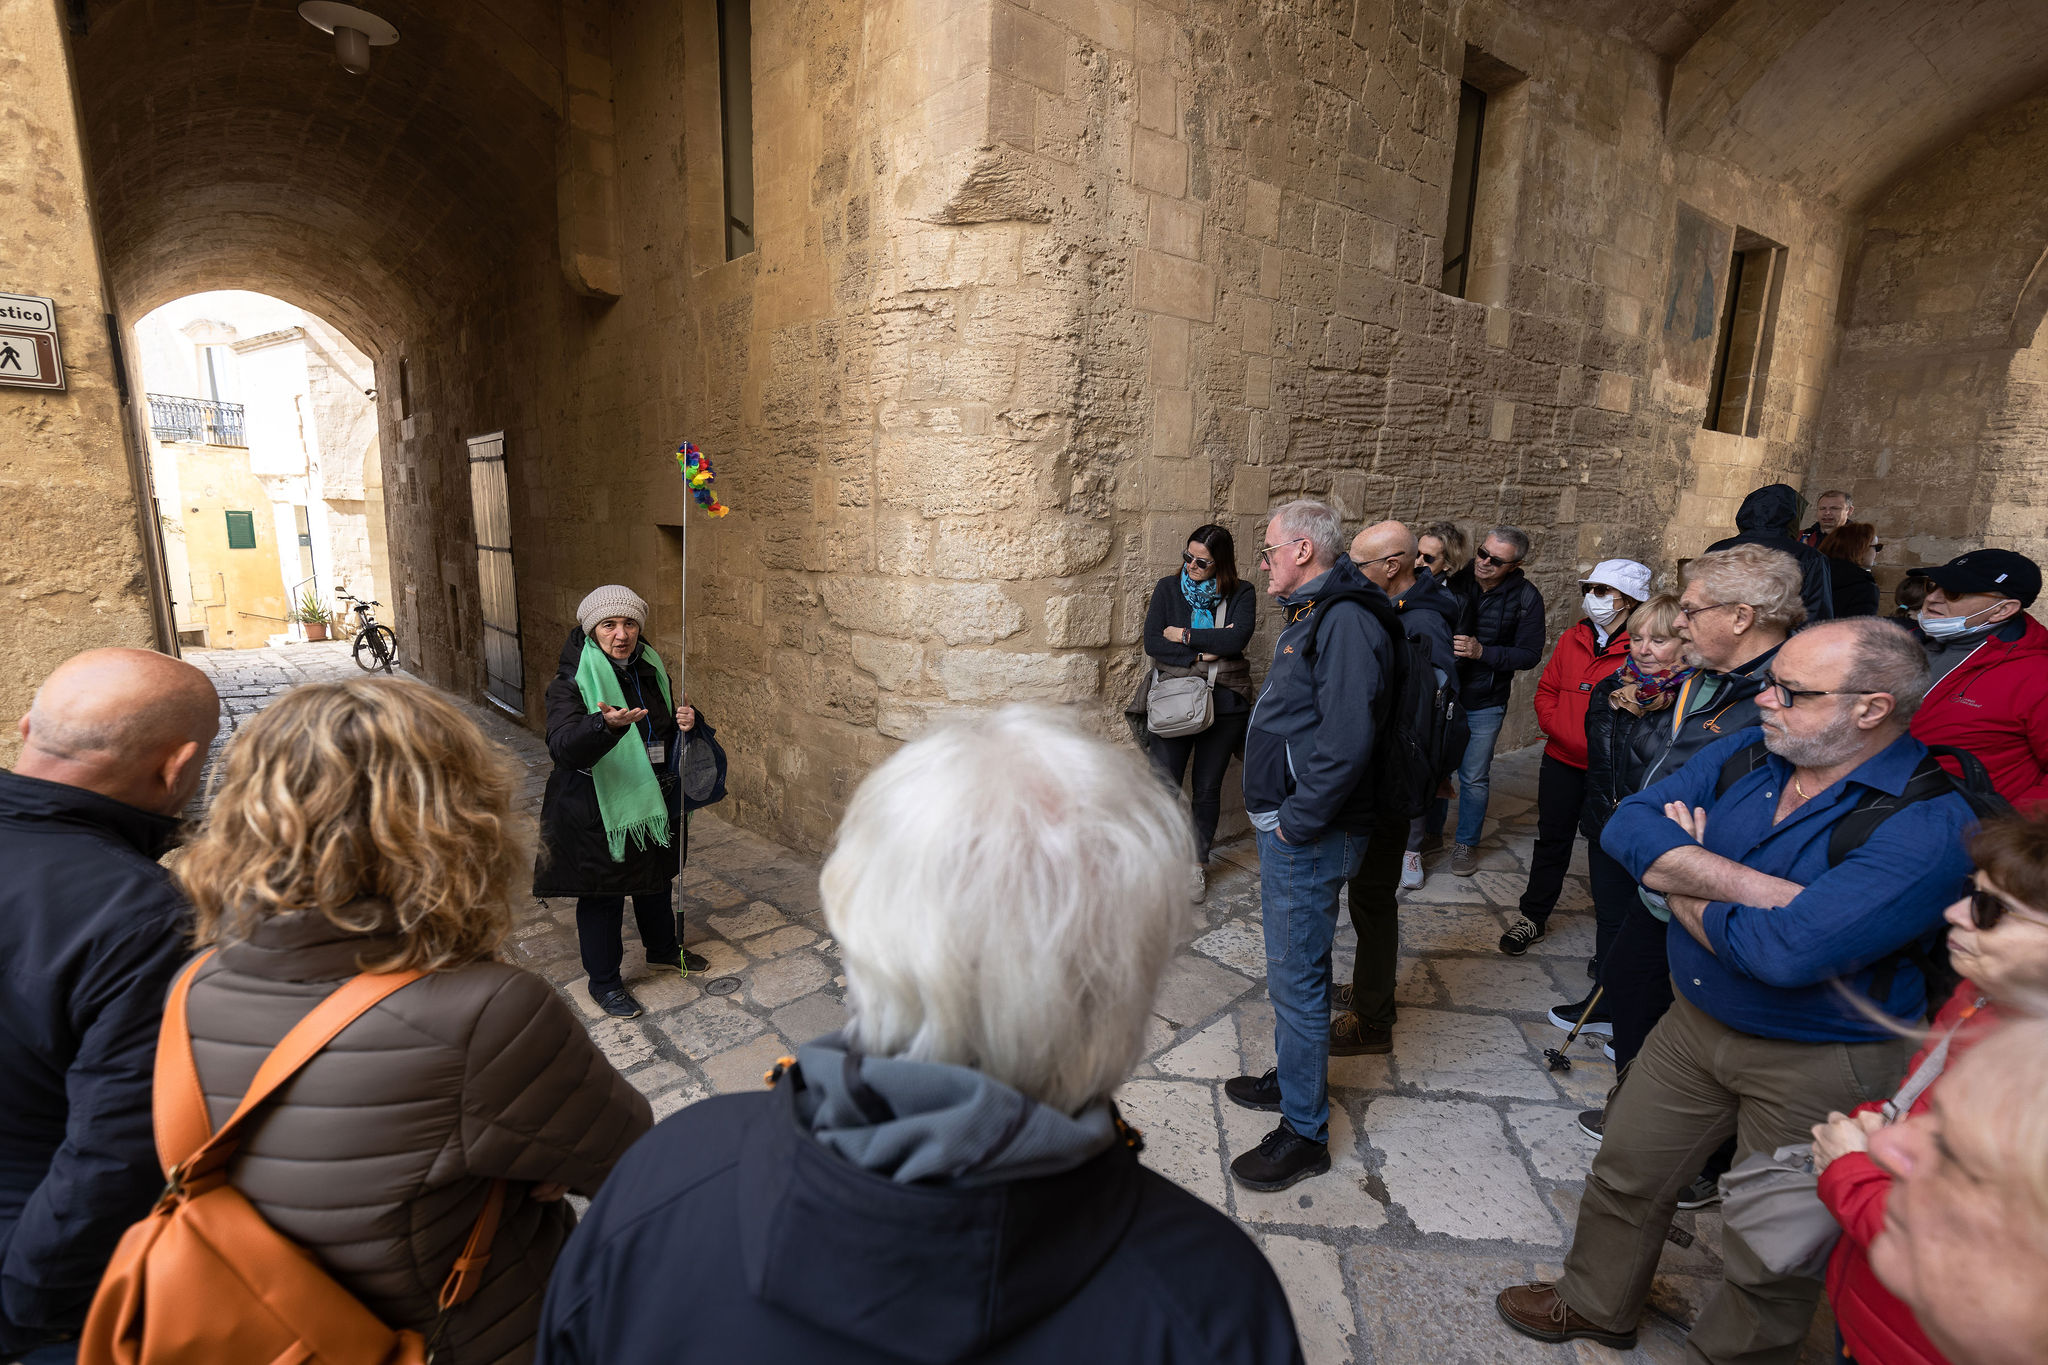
left=175, top=677, right=650, bottom=1365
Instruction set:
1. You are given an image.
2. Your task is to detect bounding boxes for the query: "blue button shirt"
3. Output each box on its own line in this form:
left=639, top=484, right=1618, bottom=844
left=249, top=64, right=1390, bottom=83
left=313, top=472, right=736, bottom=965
left=1602, top=727, right=1975, bottom=1042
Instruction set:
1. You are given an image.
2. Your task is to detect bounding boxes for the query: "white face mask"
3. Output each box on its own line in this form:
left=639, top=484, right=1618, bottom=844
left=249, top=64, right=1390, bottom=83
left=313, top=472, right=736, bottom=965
left=1583, top=591, right=1623, bottom=627
left=1919, top=604, right=2001, bottom=641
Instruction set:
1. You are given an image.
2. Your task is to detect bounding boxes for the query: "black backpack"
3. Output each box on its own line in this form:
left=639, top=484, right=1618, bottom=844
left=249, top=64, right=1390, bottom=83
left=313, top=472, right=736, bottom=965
left=1712, top=740, right=2011, bottom=1013
left=1305, top=591, right=1468, bottom=822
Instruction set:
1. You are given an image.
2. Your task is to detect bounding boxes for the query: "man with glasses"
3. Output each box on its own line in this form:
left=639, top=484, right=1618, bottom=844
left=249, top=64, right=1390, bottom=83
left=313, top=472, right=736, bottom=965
left=1328, top=520, right=1464, bottom=1056
left=1906, top=548, right=2048, bottom=812
left=1225, top=500, right=1400, bottom=1193
left=1496, top=617, right=1976, bottom=1360
left=1438, top=526, right=1546, bottom=875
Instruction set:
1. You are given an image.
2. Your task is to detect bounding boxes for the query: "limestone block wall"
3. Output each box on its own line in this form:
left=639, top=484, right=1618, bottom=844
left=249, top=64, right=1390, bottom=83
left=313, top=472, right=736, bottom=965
left=0, top=0, right=164, bottom=761
left=363, top=0, right=1871, bottom=855
left=1810, top=91, right=2048, bottom=606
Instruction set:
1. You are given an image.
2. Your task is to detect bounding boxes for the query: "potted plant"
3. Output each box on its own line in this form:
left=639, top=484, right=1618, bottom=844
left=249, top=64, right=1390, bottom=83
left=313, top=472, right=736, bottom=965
left=292, top=588, right=333, bottom=642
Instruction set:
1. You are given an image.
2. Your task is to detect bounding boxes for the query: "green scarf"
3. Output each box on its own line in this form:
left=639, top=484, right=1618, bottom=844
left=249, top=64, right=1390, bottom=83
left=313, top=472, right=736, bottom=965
left=574, top=637, right=674, bottom=861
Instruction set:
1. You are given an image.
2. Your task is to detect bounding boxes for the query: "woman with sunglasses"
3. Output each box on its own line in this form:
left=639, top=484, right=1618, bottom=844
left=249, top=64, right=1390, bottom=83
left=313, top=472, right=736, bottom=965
left=1139, top=524, right=1258, bottom=896
left=1811, top=813, right=2048, bottom=1365
left=1415, top=522, right=1470, bottom=585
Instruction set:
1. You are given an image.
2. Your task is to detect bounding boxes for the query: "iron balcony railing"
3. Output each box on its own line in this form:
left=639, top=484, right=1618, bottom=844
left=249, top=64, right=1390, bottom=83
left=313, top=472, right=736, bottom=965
left=147, top=393, right=247, bottom=447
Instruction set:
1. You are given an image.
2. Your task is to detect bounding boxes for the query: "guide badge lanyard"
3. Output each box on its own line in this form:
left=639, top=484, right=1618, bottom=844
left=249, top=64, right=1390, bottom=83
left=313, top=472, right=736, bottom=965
left=623, top=666, right=673, bottom=773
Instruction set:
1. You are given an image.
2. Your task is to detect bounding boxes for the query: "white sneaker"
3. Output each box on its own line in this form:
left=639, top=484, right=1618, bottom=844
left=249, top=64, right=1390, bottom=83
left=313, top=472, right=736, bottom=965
left=1190, top=864, right=1207, bottom=904
left=1399, top=851, right=1425, bottom=890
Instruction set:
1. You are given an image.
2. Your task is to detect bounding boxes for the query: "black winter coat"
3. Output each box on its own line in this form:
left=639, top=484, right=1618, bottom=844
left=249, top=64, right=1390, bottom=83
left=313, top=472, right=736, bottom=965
left=1827, top=558, right=1881, bottom=618
left=1584, top=645, right=1781, bottom=841
left=536, top=1082, right=1304, bottom=1365
left=1704, top=485, right=1836, bottom=624
left=1142, top=577, right=1258, bottom=709
left=0, top=771, right=191, bottom=1356
left=1444, top=565, right=1547, bottom=709
left=533, top=628, right=708, bottom=898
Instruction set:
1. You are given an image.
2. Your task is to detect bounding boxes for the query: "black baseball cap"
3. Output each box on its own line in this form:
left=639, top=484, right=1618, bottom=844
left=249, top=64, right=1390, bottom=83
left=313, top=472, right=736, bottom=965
left=1917, top=549, right=2042, bottom=607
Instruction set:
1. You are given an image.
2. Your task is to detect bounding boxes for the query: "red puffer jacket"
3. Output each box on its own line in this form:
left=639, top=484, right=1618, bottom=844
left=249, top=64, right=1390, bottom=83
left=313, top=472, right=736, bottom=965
left=1816, top=983, right=1996, bottom=1365
left=1532, top=620, right=1631, bottom=769
left=1910, top=614, right=2048, bottom=813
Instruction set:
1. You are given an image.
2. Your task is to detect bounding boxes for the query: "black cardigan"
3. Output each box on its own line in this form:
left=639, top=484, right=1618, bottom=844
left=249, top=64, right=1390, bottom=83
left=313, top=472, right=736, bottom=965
left=1142, top=577, right=1258, bottom=709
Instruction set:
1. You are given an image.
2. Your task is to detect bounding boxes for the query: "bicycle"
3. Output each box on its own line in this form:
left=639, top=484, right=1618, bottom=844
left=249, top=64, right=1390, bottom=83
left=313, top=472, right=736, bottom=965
left=339, top=593, right=399, bottom=673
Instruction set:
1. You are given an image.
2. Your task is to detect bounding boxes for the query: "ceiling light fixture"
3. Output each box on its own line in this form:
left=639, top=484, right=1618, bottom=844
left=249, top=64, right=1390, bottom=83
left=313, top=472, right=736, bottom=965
left=298, top=2, right=399, bottom=75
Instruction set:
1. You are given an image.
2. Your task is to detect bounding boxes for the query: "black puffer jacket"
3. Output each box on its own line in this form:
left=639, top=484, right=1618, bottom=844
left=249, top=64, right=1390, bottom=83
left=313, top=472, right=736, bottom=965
left=1444, top=565, right=1546, bottom=709
left=533, top=628, right=710, bottom=899
left=1584, top=645, right=1781, bottom=839
left=1705, top=485, right=1835, bottom=624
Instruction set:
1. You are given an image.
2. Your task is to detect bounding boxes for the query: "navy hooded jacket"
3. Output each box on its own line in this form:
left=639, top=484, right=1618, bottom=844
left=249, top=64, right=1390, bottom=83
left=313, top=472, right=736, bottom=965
left=0, top=770, right=191, bottom=1356
left=1241, top=557, right=1397, bottom=842
left=1705, top=484, right=1836, bottom=625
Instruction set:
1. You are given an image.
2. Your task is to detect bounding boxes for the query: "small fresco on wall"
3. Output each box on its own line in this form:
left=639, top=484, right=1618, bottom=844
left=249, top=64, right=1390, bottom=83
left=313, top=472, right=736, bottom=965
left=1660, top=202, right=1735, bottom=391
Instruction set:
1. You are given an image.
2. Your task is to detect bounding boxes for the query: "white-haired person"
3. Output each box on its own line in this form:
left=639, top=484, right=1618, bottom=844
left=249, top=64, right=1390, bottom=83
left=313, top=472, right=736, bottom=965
left=1866, top=1017, right=2048, bottom=1365
left=536, top=706, right=1303, bottom=1365
left=533, top=584, right=715, bottom=1019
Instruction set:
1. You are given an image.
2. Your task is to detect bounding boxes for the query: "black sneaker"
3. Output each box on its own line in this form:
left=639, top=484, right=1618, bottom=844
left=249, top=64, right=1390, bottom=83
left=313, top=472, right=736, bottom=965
left=648, top=949, right=713, bottom=975
left=1231, top=1122, right=1331, bottom=1192
left=1577, top=1108, right=1605, bottom=1141
left=1330, top=1012, right=1393, bottom=1055
left=1224, top=1069, right=1283, bottom=1112
left=1546, top=993, right=1615, bottom=1038
left=1676, top=1175, right=1722, bottom=1210
left=1499, top=916, right=1545, bottom=955
left=592, top=985, right=644, bottom=1019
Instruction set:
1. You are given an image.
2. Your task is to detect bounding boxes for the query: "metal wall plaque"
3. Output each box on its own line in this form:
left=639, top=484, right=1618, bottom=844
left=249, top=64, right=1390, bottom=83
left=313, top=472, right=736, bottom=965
left=0, top=293, right=65, bottom=391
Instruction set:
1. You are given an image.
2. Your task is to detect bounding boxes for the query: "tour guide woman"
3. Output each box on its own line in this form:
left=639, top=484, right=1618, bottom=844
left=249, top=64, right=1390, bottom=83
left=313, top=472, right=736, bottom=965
left=535, top=584, right=716, bottom=1020
left=1140, top=524, right=1258, bottom=896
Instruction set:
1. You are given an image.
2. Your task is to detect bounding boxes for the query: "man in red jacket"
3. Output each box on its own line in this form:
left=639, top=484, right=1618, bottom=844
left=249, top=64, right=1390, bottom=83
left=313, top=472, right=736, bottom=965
left=1906, top=549, right=2048, bottom=812
left=1500, top=559, right=1648, bottom=961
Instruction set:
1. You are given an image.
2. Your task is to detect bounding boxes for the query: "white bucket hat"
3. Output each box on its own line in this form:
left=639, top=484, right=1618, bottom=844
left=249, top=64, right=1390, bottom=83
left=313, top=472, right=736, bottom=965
left=1581, top=559, right=1652, bottom=603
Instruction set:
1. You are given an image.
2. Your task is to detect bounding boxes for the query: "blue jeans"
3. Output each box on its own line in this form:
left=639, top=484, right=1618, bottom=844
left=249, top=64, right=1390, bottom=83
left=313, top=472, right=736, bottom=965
left=1453, top=705, right=1506, bottom=847
left=1257, top=825, right=1368, bottom=1144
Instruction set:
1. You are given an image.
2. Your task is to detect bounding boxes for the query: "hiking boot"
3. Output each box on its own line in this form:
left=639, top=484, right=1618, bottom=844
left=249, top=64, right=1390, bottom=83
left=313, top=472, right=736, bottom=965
left=1499, top=916, right=1545, bottom=955
left=1677, top=1175, right=1723, bottom=1210
left=592, top=985, right=644, bottom=1019
left=1417, top=831, right=1445, bottom=855
left=1451, top=843, right=1479, bottom=876
left=1399, top=850, right=1425, bottom=889
left=1546, top=992, right=1614, bottom=1037
left=1330, top=1012, right=1393, bottom=1056
left=1494, top=1283, right=1636, bottom=1349
left=1231, top=1122, right=1331, bottom=1192
left=1331, top=983, right=1353, bottom=1012
left=1577, top=1108, right=1605, bottom=1141
left=1224, top=1068, right=1283, bottom=1113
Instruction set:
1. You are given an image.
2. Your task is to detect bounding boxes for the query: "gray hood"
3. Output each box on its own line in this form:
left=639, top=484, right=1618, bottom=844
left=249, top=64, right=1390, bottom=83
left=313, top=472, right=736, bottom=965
left=792, top=1034, right=1117, bottom=1186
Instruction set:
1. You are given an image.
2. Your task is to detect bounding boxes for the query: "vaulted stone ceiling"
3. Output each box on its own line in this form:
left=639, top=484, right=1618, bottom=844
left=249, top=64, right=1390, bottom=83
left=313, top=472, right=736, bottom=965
left=76, top=0, right=566, bottom=351
left=1666, top=0, right=2048, bottom=208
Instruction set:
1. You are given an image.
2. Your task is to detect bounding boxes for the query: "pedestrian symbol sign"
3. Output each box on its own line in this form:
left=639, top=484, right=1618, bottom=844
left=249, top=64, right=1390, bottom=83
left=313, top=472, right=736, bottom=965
left=0, top=293, right=65, bottom=391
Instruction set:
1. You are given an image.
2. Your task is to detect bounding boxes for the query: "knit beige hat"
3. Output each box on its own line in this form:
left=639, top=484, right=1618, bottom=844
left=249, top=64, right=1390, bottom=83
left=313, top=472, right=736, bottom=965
left=577, top=584, right=649, bottom=635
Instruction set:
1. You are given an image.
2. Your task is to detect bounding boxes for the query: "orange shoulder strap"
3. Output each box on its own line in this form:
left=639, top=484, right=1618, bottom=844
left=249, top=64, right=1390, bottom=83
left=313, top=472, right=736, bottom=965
left=154, top=951, right=426, bottom=1176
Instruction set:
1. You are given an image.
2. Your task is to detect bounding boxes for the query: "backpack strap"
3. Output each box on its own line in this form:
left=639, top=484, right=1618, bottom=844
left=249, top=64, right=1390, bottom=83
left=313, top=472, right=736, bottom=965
left=158, top=954, right=426, bottom=1188
left=1713, top=740, right=1770, bottom=799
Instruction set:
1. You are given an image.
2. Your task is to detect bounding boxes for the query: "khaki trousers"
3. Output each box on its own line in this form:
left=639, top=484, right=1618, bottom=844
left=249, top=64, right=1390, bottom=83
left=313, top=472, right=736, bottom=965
left=1555, top=989, right=1909, bottom=1364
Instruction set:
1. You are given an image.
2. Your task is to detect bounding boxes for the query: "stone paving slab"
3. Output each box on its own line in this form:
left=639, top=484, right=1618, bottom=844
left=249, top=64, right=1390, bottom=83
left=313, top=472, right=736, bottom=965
left=182, top=643, right=1837, bottom=1363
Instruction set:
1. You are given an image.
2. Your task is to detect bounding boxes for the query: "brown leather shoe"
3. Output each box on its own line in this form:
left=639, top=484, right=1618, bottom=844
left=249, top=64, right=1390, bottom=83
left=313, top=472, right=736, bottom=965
left=1329, top=1012, right=1393, bottom=1055
left=1494, top=1283, right=1636, bottom=1349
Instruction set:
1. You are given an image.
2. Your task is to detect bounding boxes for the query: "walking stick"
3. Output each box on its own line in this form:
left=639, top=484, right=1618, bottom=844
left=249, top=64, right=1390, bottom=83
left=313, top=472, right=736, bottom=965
left=1543, top=985, right=1606, bottom=1072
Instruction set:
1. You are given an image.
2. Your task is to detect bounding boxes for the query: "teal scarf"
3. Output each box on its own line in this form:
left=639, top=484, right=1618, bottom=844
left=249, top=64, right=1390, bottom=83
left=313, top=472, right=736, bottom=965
left=1179, top=570, right=1221, bottom=629
left=573, top=637, right=674, bottom=861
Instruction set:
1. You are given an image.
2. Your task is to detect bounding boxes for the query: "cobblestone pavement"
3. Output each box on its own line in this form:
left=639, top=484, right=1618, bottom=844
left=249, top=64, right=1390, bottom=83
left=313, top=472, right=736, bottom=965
left=187, top=644, right=1834, bottom=1365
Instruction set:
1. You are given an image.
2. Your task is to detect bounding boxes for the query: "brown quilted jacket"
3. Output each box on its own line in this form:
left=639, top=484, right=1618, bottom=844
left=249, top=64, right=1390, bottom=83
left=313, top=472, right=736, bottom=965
left=181, top=910, right=652, bottom=1365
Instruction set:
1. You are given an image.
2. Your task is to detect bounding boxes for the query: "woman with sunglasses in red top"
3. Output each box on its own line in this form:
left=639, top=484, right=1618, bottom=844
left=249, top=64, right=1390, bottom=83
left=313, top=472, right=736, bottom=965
left=1812, top=813, right=2048, bottom=1365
